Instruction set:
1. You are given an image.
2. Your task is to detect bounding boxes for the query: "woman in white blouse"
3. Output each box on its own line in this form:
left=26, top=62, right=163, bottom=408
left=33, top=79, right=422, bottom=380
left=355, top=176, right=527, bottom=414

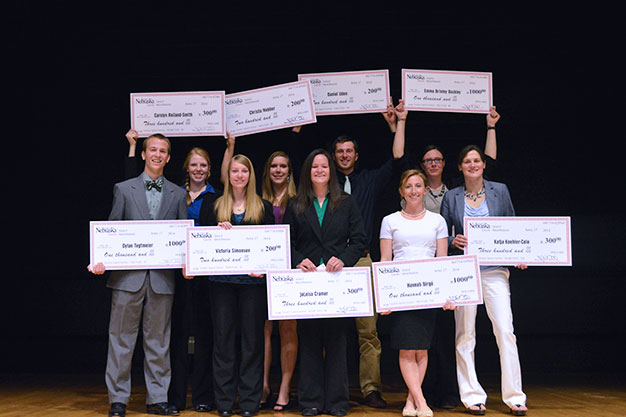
left=380, top=169, right=455, bottom=417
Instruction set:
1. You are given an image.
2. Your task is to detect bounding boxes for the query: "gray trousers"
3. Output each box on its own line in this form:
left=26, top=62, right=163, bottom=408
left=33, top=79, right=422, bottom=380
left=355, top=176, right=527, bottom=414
left=106, top=276, right=174, bottom=405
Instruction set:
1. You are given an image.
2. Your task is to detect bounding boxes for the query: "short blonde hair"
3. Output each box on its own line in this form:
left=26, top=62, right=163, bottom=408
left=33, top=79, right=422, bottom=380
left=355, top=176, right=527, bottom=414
left=398, top=169, right=428, bottom=198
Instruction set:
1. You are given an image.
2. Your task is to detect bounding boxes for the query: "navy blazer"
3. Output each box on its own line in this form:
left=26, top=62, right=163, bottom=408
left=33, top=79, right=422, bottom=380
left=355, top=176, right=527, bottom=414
left=440, top=179, right=515, bottom=256
left=284, top=195, right=367, bottom=269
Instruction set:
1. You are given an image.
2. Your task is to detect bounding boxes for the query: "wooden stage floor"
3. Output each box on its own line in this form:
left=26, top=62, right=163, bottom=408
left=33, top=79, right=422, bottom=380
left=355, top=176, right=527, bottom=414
left=0, top=373, right=624, bottom=417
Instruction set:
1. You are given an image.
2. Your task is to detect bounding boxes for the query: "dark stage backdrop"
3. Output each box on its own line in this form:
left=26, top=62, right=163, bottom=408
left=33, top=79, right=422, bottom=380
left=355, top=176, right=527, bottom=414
left=5, top=3, right=624, bottom=377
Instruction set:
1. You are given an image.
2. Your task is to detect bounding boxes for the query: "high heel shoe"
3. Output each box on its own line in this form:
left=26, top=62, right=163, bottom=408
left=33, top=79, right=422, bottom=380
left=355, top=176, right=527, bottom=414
left=273, top=394, right=292, bottom=412
left=509, top=404, right=527, bottom=416
left=468, top=403, right=486, bottom=415
left=259, top=387, right=272, bottom=410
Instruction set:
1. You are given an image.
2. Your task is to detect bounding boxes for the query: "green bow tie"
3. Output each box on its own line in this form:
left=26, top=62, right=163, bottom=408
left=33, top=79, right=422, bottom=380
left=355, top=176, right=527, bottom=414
left=145, top=178, right=163, bottom=192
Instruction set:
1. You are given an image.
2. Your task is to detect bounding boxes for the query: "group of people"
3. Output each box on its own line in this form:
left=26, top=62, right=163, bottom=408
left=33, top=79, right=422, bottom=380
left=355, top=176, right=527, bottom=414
left=87, top=99, right=528, bottom=417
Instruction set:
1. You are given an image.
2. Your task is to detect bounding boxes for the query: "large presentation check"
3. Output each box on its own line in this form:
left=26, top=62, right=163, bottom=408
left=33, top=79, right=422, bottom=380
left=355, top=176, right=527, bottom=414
left=224, top=81, right=316, bottom=136
left=465, top=217, right=572, bottom=266
left=266, top=267, right=374, bottom=320
left=130, top=91, right=226, bottom=137
left=185, top=225, right=291, bottom=275
left=372, top=255, right=482, bottom=312
left=402, top=69, right=493, bottom=113
left=90, top=220, right=194, bottom=270
left=298, top=70, right=390, bottom=115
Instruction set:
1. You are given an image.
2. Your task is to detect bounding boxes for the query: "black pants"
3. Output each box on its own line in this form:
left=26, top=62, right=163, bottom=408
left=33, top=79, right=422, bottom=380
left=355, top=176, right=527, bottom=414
left=297, top=318, right=351, bottom=412
left=168, top=276, right=214, bottom=409
left=209, top=281, right=266, bottom=412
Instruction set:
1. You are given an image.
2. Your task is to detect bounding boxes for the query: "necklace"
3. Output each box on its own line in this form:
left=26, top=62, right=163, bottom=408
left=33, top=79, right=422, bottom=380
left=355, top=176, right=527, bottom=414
left=428, top=186, right=446, bottom=199
left=402, top=208, right=426, bottom=218
left=233, top=203, right=245, bottom=214
left=464, top=186, right=486, bottom=202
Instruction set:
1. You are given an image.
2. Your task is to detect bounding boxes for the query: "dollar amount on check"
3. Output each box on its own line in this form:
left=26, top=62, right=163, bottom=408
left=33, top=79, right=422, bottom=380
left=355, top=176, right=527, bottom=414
left=373, top=255, right=482, bottom=312
left=185, top=225, right=291, bottom=275
left=90, top=220, right=194, bottom=270
left=266, top=267, right=374, bottom=320
left=464, top=217, right=572, bottom=266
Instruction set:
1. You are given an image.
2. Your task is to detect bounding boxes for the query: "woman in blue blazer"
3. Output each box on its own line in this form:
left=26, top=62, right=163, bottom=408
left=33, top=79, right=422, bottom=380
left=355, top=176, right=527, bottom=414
left=440, top=145, right=527, bottom=416
left=284, top=149, right=367, bottom=417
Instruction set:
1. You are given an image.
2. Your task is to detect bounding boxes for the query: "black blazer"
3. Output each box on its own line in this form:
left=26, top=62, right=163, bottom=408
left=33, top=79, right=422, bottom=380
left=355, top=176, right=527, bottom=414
left=284, top=195, right=367, bottom=269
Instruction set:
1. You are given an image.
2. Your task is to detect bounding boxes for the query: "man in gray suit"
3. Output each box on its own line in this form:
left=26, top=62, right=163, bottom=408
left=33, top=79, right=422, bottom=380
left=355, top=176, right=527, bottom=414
left=89, top=133, right=187, bottom=417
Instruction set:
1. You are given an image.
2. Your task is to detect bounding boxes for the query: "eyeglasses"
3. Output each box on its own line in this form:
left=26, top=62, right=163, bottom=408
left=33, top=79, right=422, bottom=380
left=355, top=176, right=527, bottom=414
left=422, top=158, right=444, bottom=165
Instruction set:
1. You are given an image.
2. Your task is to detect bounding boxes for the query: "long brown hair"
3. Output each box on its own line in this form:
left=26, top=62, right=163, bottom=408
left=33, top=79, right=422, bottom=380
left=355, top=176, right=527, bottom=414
left=292, top=149, right=345, bottom=215
left=262, top=151, right=297, bottom=210
left=214, top=154, right=265, bottom=223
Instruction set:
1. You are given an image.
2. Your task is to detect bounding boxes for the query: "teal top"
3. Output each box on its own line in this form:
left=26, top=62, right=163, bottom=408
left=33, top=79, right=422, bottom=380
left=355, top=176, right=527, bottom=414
left=313, top=195, right=329, bottom=226
left=312, top=195, right=344, bottom=267
left=313, top=195, right=329, bottom=266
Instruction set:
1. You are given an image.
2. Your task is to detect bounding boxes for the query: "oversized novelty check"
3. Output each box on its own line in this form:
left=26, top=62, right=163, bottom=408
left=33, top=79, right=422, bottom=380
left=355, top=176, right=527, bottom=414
left=130, top=91, right=226, bottom=137
left=224, top=80, right=316, bottom=136
left=185, top=225, right=291, bottom=275
left=298, top=70, right=390, bottom=115
left=90, top=220, right=194, bottom=269
left=464, top=217, right=572, bottom=266
left=372, top=255, right=482, bottom=312
left=266, top=267, right=374, bottom=320
left=402, top=69, right=493, bottom=113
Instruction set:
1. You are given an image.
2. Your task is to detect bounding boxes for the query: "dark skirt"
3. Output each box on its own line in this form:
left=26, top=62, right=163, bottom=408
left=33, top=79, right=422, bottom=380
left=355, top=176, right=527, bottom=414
left=390, top=308, right=437, bottom=350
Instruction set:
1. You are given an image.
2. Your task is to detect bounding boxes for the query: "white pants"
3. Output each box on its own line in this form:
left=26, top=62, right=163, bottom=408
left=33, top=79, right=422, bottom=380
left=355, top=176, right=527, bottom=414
left=454, top=267, right=526, bottom=408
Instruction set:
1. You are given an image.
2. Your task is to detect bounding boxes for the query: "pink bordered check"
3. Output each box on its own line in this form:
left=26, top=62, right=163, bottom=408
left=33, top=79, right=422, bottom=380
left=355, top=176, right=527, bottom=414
left=130, top=91, right=226, bottom=137
left=224, top=80, right=316, bottom=137
left=372, top=255, right=482, bottom=313
left=266, top=267, right=374, bottom=320
left=185, top=225, right=291, bottom=276
left=298, top=69, right=391, bottom=115
left=464, top=216, right=572, bottom=266
left=402, top=69, right=493, bottom=113
left=90, top=220, right=194, bottom=270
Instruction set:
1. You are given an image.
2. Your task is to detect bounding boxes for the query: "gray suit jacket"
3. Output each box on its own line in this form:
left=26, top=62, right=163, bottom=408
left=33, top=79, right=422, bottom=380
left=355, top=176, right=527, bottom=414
left=440, top=179, right=515, bottom=256
left=106, top=174, right=188, bottom=294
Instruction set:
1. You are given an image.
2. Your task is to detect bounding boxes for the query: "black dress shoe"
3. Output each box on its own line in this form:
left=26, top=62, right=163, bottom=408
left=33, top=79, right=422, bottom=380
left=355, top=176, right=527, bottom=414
left=330, top=409, right=347, bottom=416
left=218, top=410, right=233, bottom=417
left=240, top=410, right=257, bottom=417
left=363, top=390, right=387, bottom=408
left=146, top=402, right=180, bottom=415
left=194, top=404, right=213, bottom=412
left=109, top=402, right=126, bottom=417
left=301, top=408, right=319, bottom=416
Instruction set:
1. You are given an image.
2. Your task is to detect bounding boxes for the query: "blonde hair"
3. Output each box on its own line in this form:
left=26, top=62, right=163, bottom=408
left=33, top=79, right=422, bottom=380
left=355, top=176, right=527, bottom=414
left=398, top=169, right=429, bottom=197
left=183, top=147, right=211, bottom=206
left=262, top=151, right=296, bottom=209
left=214, top=154, right=265, bottom=223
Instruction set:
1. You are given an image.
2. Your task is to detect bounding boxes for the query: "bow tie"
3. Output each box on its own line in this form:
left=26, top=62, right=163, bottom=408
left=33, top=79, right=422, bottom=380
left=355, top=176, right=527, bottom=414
left=145, top=178, right=163, bottom=192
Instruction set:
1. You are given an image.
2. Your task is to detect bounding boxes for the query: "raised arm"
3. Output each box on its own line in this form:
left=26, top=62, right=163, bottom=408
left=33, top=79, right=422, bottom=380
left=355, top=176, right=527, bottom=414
left=484, top=106, right=500, bottom=160
left=381, top=96, right=397, bottom=133
left=220, top=131, right=236, bottom=185
left=392, top=99, right=407, bottom=159
left=123, top=129, right=140, bottom=180
left=126, top=129, right=138, bottom=157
